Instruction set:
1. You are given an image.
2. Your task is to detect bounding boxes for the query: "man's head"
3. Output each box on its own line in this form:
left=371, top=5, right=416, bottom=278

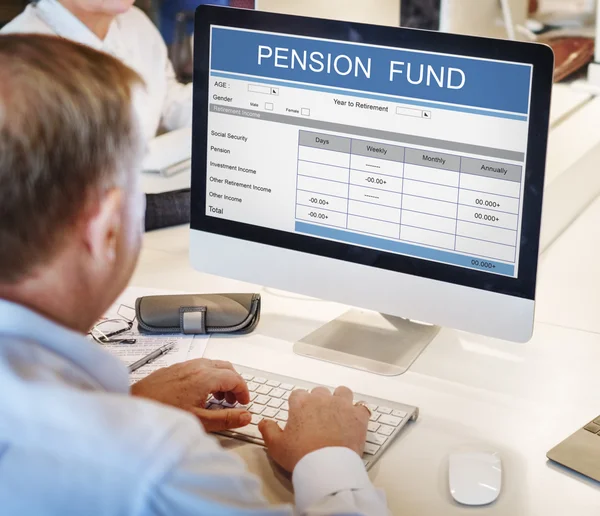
left=0, top=34, right=145, bottom=330
left=59, top=0, right=136, bottom=16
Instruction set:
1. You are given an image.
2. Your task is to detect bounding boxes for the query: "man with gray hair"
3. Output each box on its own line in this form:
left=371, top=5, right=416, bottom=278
left=0, top=34, right=388, bottom=515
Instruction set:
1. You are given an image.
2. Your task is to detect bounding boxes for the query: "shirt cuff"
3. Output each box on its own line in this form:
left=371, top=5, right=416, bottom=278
left=292, top=447, right=371, bottom=513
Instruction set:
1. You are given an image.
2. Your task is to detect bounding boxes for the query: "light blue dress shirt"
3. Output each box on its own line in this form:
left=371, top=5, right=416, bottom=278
left=0, top=299, right=388, bottom=515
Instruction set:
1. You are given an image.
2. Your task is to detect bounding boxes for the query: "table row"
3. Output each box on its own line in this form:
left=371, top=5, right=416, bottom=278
left=297, top=163, right=522, bottom=203
left=298, top=131, right=523, bottom=182
left=294, top=206, right=517, bottom=263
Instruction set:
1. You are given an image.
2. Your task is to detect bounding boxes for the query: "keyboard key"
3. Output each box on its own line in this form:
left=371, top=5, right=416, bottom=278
left=276, top=410, right=289, bottom=421
left=281, top=401, right=289, bottom=411
left=368, top=422, right=380, bottom=433
left=254, top=377, right=267, bottom=384
left=366, top=432, right=388, bottom=446
left=268, top=398, right=284, bottom=409
left=277, top=421, right=287, bottom=431
left=593, top=416, right=600, bottom=426
left=369, top=412, right=380, bottom=422
left=362, top=459, right=370, bottom=468
left=377, top=407, right=392, bottom=415
left=283, top=391, right=292, bottom=400
left=280, top=383, right=294, bottom=391
left=254, top=395, right=270, bottom=405
left=208, top=404, right=224, bottom=410
left=363, top=442, right=380, bottom=455
left=249, top=392, right=257, bottom=402
left=367, top=404, right=378, bottom=412
left=392, top=410, right=407, bottom=418
left=377, top=424, right=394, bottom=437
left=233, top=425, right=263, bottom=439
left=249, top=405, right=264, bottom=415
left=257, top=385, right=272, bottom=395
left=247, top=382, right=259, bottom=392
left=262, top=407, right=279, bottom=418
left=270, top=388, right=285, bottom=399
left=222, top=401, right=237, bottom=408
left=267, top=380, right=280, bottom=387
left=251, top=414, right=263, bottom=425
left=584, top=422, right=600, bottom=434
left=241, top=373, right=254, bottom=381
left=378, top=415, right=401, bottom=427
left=208, top=397, right=222, bottom=405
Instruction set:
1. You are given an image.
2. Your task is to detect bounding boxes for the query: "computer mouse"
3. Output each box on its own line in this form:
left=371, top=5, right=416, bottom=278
left=448, top=451, right=502, bottom=506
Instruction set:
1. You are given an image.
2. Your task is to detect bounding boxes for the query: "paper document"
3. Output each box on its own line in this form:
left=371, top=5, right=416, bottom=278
left=95, top=286, right=210, bottom=382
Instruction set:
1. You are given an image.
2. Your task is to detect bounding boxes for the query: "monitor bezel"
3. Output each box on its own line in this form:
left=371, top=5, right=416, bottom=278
left=191, top=5, right=554, bottom=301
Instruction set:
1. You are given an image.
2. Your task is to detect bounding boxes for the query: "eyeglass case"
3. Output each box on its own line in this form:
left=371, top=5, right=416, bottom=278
left=135, top=293, right=261, bottom=335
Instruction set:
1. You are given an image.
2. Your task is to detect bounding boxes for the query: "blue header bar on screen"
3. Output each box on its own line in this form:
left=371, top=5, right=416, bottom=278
left=210, top=27, right=532, bottom=115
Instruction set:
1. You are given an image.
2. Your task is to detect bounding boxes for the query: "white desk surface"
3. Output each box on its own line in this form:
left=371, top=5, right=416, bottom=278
left=132, top=206, right=600, bottom=514
left=131, top=83, right=600, bottom=514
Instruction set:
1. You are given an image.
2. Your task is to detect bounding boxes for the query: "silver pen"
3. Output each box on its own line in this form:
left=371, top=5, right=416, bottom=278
left=128, top=342, right=175, bottom=373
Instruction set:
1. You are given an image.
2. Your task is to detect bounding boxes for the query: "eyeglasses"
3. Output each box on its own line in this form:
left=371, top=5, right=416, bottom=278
left=89, top=305, right=137, bottom=345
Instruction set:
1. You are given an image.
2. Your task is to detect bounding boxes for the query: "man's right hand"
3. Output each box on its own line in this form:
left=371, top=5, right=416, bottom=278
left=258, top=385, right=370, bottom=472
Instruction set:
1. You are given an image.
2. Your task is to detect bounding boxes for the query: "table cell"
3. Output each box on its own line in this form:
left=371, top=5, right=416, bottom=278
left=299, top=130, right=351, bottom=153
left=348, top=200, right=401, bottom=224
left=296, top=190, right=348, bottom=213
left=297, top=175, right=348, bottom=198
left=458, top=189, right=519, bottom=214
left=400, top=226, right=455, bottom=249
left=460, top=156, right=522, bottom=182
left=457, top=205, right=518, bottom=230
left=402, top=210, right=456, bottom=234
left=296, top=204, right=347, bottom=228
left=349, top=185, right=402, bottom=208
left=402, top=195, right=457, bottom=218
left=298, top=160, right=349, bottom=183
left=347, top=214, right=399, bottom=239
left=350, top=169, right=403, bottom=193
left=459, top=174, right=520, bottom=198
left=350, top=139, right=405, bottom=162
left=403, top=163, right=460, bottom=187
left=298, top=146, right=350, bottom=168
left=456, top=220, right=517, bottom=246
left=350, top=154, right=403, bottom=178
left=455, top=236, right=515, bottom=262
left=403, top=179, right=458, bottom=203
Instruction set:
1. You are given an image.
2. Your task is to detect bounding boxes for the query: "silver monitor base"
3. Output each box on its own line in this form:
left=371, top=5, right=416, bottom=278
left=293, top=309, right=440, bottom=376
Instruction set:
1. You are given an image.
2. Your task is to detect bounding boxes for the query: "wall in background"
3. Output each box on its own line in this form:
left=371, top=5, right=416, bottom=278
left=256, top=0, right=401, bottom=27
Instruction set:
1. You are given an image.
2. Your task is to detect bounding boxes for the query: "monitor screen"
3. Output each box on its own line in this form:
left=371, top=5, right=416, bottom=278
left=192, top=9, right=551, bottom=302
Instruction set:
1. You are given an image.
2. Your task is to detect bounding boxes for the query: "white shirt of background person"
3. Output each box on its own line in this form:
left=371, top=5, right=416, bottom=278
left=1, top=0, right=192, bottom=142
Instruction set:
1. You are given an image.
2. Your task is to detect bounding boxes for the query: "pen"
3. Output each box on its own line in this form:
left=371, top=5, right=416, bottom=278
left=128, top=342, right=175, bottom=373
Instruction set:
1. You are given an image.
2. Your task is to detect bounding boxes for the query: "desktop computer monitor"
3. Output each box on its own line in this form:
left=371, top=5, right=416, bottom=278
left=190, top=6, right=553, bottom=375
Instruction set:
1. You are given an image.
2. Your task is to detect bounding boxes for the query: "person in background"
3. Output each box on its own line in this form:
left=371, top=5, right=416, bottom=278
left=0, top=34, right=387, bottom=515
left=1, top=0, right=193, bottom=231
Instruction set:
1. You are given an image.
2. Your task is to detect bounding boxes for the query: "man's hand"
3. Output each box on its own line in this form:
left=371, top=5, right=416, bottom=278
left=131, top=359, right=251, bottom=433
left=258, top=386, right=370, bottom=472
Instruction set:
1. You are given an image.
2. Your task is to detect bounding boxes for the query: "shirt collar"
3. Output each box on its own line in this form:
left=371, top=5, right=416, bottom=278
left=35, top=0, right=115, bottom=51
left=0, top=298, right=129, bottom=394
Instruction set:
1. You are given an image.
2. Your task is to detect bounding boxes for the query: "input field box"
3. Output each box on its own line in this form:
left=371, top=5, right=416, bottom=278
left=301, top=108, right=311, bottom=116
left=265, top=102, right=274, bottom=111
left=396, top=106, right=422, bottom=118
left=248, top=84, right=272, bottom=95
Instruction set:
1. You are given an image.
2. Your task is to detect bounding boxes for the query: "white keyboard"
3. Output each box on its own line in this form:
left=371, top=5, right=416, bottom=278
left=207, top=364, right=419, bottom=469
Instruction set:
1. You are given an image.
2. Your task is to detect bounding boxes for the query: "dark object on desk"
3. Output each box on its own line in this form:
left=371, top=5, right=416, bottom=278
left=135, top=293, right=261, bottom=335
left=542, top=36, right=595, bottom=82
left=547, top=415, right=600, bottom=482
left=145, top=188, right=191, bottom=231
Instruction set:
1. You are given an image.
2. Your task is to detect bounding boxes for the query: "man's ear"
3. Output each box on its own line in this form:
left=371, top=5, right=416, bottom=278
left=84, top=188, right=124, bottom=266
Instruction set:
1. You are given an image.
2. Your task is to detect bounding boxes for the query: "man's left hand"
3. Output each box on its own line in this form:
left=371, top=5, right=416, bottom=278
left=130, top=359, right=251, bottom=433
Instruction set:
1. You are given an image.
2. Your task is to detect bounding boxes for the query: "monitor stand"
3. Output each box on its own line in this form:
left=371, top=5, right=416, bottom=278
left=293, top=309, right=440, bottom=376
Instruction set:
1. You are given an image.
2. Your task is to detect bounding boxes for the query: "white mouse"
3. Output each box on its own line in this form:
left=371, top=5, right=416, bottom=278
left=448, top=451, right=502, bottom=506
